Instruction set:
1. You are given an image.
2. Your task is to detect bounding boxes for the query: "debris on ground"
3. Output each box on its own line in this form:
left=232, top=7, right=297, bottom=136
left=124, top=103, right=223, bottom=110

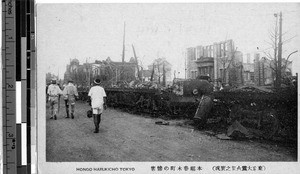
left=205, top=131, right=216, bottom=136
left=227, top=120, right=253, bottom=139
left=247, top=128, right=264, bottom=139
left=216, top=133, right=232, bottom=140
left=155, top=121, right=170, bottom=125
left=229, top=85, right=273, bottom=93
left=207, top=117, right=222, bottom=124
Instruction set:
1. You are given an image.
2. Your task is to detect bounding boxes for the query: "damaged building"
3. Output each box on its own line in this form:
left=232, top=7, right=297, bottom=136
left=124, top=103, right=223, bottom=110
left=64, top=57, right=138, bottom=87
left=253, top=53, right=293, bottom=86
left=186, top=39, right=244, bottom=86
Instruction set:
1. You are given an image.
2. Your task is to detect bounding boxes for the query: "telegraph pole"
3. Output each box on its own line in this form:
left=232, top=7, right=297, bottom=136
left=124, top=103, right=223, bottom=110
left=274, top=13, right=278, bottom=88
left=132, top=44, right=142, bottom=81
left=184, top=51, right=187, bottom=79
left=122, top=22, right=126, bottom=63
left=121, top=22, right=126, bottom=81
left=277, top=11, right=283, bottom=89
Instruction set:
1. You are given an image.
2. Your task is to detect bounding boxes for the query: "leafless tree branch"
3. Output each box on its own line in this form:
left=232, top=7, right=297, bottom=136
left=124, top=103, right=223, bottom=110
left=226, top=47, right=238, bottom=69
left=282, top=31, right=289, bottom=37
left=269, top=32, right=276, bottom=40
left=282, top=50, right=298, bottom=70
left=282, top=35, right=298, bottom=44
left=264, top=40, right=274, bottom=47
left=263, top=51, right=273, bottom=60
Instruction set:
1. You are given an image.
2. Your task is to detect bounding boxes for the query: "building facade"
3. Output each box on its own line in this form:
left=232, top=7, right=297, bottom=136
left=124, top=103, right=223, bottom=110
left=253, top=54, right=273, bottom=86
left=186, top=39, right=243, bottom=86
left=253, top=53, right=293, bottom=86
left=64, top=58, right=138, bottom=88
left=243, top=53, right=255, bottom=85
left=147, top=58, right=172, bottom=84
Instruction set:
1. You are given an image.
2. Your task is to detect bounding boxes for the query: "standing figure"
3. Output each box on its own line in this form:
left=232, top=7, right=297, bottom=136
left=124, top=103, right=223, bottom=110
left=62, top=83, right=68, bottom=115
left=88, top=79, right=107, bottom=133
left=47, top=79, right=62, bottom=120
left=62, top=79, right=79, bottom=119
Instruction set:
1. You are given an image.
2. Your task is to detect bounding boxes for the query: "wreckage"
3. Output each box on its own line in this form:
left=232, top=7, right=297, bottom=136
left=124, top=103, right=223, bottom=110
left=105, top=79, right=213, bottom=117
left=79, top=78, right=297, bottom=140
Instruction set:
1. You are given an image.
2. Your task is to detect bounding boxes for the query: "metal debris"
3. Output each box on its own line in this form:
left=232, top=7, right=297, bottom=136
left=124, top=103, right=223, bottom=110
left=227, top=120, right=253, bottom=139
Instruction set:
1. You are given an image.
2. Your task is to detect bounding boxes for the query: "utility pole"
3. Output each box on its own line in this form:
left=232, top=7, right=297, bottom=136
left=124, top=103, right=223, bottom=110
left=122, top=22, right=126, bottom=63
left=162, top=61, right=166, bottom=86
left=132, top=44, right=141, bottom=81
left=86, top=57, right=91, bottom=88
left=120, top=22, right=126, bottom=81
left=274, top=13, right=278, bottom=88
left=150, top=63, right=155, bottom=82
left=277, top=11, right=283, bottom=89
left=184, top=51, right=187, bottom=79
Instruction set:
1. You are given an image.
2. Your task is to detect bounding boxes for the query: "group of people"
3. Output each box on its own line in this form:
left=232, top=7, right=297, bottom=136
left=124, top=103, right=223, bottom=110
left=47, top=78, right=107, bottom=133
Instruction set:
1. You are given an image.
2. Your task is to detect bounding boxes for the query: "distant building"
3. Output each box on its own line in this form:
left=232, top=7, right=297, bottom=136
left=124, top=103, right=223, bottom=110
left=94, top=57, right=138, bottom=83
left=242, top=53, right=255, bottom=85
left=243, top=63, right=255, bottom=85
left=253, top=53, right=293, bottom=86
left=186, top=39, right=243, bottom=86
left=46, top=72, right=59, bottom=85
left=64, top=57, right=138, bottom=87
left=141, top=69, right=152, bottom=82
left=64, top=58, right=87, bottom=86
left=147, top=58, right=172, bottom=84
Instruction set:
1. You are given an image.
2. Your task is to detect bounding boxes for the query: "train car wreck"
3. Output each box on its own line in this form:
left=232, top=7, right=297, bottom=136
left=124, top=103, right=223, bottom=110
left=79, top=78, right=297, bottom=141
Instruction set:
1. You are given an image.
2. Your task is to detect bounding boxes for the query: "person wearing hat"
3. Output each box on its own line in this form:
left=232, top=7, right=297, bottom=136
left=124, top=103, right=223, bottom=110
left=47, top=79, right=63, bottom=120
left=88, top=79, right=107, bottom=133
left=62, top=79, right=79, bottom=119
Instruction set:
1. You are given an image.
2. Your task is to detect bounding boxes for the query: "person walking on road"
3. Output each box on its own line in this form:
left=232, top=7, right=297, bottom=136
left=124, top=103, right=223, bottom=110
left=62, top=82, right=68, bottom=116
left=88, top=79, right=107, bottom=133
left=47, top=79, right=62, bottom=120
left=62, top=79, right=79, bottom=119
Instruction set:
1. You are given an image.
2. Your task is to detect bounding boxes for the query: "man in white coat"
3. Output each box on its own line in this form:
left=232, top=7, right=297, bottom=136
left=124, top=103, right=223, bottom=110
left=88, top=79, right=107, bottom=133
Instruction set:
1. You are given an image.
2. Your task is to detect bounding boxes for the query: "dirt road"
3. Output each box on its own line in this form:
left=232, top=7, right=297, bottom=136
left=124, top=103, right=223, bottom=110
left=46, top=100, right=296, bottom=162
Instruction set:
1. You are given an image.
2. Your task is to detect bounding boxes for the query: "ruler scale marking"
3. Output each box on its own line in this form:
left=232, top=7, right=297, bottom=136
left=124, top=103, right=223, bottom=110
left=3, top=1, right=17, bottom=173
left=3, top=0, right=35, bottom=173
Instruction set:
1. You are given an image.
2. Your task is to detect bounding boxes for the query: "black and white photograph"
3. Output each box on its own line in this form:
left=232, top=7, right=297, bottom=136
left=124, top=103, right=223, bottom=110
left=36, top=1, right=299, bottom=173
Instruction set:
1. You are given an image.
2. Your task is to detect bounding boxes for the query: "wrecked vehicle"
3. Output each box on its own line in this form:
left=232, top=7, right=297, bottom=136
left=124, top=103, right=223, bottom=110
left=85, top=78, right=296, bottom=140
left=105, top=79, right=213, bottom=117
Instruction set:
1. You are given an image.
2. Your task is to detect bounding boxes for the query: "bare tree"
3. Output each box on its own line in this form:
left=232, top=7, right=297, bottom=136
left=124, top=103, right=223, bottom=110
left=150, top=63, right=155, bottom=82
left=157, top=60, right=161, bottom=84
left=282, top=50, right=298, bottom=80
left=264, top=13, right=298, bottom=88
left=149, top=58, right=171, bottom=86
left=218, top=41, right=239, bottom=85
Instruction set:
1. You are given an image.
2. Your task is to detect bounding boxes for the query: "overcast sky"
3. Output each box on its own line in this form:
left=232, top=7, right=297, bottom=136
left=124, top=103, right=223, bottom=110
left=37, top=2, right=300, bottom=79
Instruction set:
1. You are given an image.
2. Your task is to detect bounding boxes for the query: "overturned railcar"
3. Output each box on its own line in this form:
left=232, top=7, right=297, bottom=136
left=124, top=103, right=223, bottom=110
left=103, top=80, right=297, bottom=139
left=77, top=77, right=297, bottom=140
left=105, top=79, right=213, bottom=118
